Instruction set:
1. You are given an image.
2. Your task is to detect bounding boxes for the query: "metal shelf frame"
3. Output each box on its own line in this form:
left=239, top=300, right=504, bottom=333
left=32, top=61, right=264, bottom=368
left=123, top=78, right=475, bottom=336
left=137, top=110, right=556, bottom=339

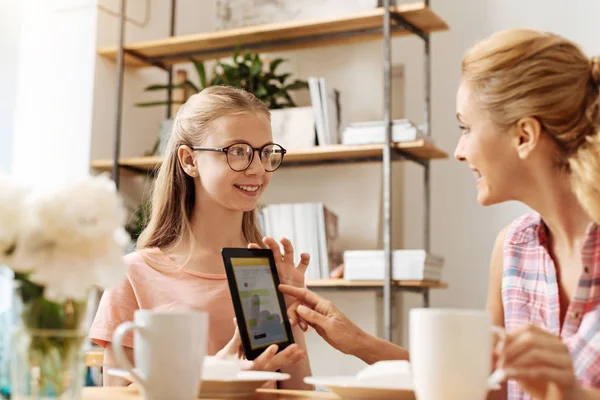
left=381, top=0, right=432, bottom=342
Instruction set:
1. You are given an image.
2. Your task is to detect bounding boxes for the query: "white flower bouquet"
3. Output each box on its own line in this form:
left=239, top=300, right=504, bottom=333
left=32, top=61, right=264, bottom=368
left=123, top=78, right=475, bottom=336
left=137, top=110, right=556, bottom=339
left=0, top=173, right=129, bottom=398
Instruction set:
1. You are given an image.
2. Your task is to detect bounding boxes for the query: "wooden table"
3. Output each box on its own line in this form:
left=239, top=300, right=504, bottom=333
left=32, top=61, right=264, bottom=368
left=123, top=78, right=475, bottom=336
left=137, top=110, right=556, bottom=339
left=83, top=387, right=338, bottom=399
left=85, top=350, right=104, bottom=367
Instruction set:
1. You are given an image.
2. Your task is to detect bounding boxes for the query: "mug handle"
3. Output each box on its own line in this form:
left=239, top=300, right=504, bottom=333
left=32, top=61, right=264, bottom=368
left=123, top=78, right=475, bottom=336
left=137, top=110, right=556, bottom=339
left=487, top=326, right=506, bottom=388
left=112, top=321, right=147, bottom=388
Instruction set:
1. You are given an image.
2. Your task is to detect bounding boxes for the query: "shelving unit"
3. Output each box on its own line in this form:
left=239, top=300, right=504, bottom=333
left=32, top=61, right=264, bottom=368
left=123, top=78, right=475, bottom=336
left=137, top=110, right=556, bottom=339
left=90, top=141, right=447, bottom=174
left=94, top=0, right=449, bottom=342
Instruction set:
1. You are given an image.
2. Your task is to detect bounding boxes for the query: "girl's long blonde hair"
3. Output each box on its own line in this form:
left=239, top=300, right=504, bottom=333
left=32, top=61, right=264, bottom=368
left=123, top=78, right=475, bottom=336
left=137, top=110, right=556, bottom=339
left=461, top=29, right=600, bottom=224
left=137, top=86, right=270, bottom=253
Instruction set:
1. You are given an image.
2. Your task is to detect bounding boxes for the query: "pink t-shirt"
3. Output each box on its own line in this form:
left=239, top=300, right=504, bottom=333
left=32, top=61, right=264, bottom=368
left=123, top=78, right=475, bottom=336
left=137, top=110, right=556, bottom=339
left=89, top=247, right=235, bottom=355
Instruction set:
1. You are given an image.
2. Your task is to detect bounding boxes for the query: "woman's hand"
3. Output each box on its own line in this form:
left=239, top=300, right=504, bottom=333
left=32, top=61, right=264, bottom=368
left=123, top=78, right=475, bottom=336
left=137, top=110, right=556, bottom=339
left=278, top=285, right=409, bottom=365
left=497, top=324, right=582, bottom=400
left=248, top=237, right=310, bottom=327
left=216, top=322, right=306, bottom=372
left=278, top=284, right=365, bottom=356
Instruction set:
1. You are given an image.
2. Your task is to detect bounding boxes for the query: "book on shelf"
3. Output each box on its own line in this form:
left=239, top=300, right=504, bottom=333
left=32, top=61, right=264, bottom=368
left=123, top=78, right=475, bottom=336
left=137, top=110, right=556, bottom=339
left=341, top=119, right=432, bottom=145
left=258, top=202, right=342, bottom=280
left=343, top=249, right=444, bottom=281
left=308, top=77, right=342, bottom=147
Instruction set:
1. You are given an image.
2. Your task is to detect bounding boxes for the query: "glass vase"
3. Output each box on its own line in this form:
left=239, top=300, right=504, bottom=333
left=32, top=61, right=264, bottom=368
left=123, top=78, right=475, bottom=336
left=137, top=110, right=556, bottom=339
left=9, top=278, right=92, bottom=400
left=0, top=266, right=15, bottom=399
left=10, top=328, right=87, bottom=400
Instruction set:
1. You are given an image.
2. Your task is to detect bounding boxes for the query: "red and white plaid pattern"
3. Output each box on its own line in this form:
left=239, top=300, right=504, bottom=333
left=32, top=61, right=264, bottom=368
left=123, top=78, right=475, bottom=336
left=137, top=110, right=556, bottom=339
left=503, top=213, right=600, bottom=400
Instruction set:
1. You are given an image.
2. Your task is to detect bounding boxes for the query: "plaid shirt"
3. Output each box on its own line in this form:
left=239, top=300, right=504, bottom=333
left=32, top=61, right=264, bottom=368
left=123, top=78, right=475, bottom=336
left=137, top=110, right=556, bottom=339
left=503, top=212, right=600, bottom=400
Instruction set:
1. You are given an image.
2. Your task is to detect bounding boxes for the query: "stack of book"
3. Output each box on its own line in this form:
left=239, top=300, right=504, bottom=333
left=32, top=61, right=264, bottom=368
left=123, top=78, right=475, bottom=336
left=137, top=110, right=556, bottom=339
left=341, top=119, right=431, bottom=145
left=258, top=202, right=342, bottom=280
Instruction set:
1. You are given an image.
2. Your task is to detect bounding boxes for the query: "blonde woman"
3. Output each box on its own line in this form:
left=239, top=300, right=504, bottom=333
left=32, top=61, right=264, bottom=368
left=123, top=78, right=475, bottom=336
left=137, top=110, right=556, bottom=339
left=90, top=86, right=312, bottom=389
left=457, top=29, right=600, bottom=400
left=280, top=29, right=600, bottom=400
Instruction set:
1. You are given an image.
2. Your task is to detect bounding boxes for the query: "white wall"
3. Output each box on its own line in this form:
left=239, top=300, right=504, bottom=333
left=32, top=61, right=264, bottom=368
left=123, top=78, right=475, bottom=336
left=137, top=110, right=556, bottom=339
left=0, top=0, right=24, bottom=173
left=10, top=0, right=99, bottom=186
left=89, top=0, right=600, bottom=376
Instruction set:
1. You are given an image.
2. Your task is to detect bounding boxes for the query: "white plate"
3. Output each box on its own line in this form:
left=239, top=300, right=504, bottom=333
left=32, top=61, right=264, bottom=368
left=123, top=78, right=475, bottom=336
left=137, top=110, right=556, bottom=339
left=304, top=375, right=501, bottom=400
left=200, top=371, right=289, bottom=398
left=107, top=369, right=289, bottom=398
left=305, top=376, right=414, bottom=400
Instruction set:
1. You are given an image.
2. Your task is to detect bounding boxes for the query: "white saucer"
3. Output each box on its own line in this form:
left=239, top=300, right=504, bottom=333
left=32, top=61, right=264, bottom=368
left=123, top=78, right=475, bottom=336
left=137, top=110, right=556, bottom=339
left=107, top=368, right=289, bottom=398
left=304, top=375, right=501, bottom=400
left=201, top=371, right=289, bottom=398
left=305, top=376, right=414, bottom=400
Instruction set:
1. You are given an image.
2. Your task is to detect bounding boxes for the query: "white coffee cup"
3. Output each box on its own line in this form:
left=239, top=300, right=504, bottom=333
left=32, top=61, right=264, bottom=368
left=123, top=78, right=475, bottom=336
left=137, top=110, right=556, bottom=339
left=409, top=308, right=504, bottom=400
left=112, top=310, right=208, bottom=400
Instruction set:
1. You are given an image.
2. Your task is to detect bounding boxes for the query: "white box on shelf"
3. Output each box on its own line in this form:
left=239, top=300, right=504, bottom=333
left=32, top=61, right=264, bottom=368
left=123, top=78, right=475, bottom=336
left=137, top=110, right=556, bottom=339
left=343, top=250, right=444, bottom=281
left=341, top=119, right=431, bottom=145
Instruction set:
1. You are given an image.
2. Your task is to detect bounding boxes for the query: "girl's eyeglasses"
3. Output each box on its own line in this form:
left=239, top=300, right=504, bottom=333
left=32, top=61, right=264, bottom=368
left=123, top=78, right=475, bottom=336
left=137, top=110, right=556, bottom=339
left=190, top=142, right=287, bottom=172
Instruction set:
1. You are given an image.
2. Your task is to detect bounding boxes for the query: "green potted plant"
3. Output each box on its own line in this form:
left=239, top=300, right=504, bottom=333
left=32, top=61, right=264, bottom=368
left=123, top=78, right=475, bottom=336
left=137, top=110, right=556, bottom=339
left=136, top=49, right=313, bottom=155
left=209, top=49, right=308, bottom=109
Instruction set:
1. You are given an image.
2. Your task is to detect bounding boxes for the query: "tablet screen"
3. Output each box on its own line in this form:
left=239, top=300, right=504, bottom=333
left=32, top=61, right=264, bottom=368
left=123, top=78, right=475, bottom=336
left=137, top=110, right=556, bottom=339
left=230, top=257, right=289, bottom=349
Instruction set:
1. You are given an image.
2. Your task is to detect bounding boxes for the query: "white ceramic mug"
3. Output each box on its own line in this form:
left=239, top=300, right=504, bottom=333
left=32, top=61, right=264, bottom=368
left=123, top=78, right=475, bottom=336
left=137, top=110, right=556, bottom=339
left=112, top=310, right=208, bottom=400
left=409, top=308, right=504, bottom=400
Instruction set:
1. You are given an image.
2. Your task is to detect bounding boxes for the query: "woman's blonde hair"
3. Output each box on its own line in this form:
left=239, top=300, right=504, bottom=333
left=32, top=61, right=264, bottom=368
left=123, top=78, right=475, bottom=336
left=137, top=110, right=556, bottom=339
left=461, top=29, right=600, bottom=224
left=137, top=86, right=270, bottom=254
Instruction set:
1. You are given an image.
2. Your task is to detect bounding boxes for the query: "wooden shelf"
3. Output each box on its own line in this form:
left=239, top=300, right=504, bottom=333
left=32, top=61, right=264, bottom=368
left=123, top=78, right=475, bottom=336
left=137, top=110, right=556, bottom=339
left=285, top=140, right=447, bottom=163
left=306, top=279, right=447, bottom=289
left=90, top=141, right=448, bottom=175
left=97, top=3, right=448, bottom=68
left=91, top=156, right=162, bottom=174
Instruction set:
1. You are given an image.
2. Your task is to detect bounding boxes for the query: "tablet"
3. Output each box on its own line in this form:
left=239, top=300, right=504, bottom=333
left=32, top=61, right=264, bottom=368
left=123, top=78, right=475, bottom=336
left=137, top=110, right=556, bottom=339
left=221, top=247, right=294, bottom=360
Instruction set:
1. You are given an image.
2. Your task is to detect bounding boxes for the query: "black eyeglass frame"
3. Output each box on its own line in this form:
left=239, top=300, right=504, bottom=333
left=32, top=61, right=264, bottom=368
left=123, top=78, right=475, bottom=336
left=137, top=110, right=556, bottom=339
left=190, top=142, right=287, bottom=172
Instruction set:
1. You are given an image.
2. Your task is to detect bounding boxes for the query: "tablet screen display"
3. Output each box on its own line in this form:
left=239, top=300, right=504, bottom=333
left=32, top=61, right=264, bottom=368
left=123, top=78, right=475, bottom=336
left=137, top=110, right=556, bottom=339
left=230, top=257, right=289, bottom=349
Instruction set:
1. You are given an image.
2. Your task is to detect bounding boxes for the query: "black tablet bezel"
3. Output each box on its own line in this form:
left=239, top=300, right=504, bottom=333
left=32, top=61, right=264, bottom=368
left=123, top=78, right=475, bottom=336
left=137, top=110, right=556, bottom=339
left=221, top=247, right=295, bottom=360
